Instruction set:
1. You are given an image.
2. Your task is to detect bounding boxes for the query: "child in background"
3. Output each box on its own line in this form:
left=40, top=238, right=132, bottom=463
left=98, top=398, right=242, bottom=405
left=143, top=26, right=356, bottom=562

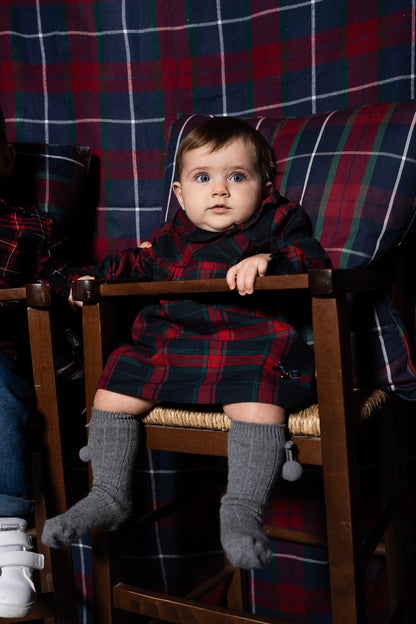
left=0, top=107, right=73, bottom=618
left=42, top=117, right=329, bottom=569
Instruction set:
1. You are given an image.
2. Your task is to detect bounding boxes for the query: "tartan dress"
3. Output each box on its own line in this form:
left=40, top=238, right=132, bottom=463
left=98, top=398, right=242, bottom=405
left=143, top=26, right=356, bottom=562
left=77, top=192, right=329, bottom=410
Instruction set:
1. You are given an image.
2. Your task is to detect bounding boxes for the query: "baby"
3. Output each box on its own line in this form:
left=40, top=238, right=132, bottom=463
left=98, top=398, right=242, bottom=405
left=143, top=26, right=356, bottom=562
left=43, top=116, right=328, bottom=569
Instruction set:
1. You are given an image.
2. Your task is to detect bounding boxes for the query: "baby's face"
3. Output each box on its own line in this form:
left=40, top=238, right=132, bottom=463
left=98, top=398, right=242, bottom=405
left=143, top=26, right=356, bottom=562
left=173, top=138, right=272, bottom=232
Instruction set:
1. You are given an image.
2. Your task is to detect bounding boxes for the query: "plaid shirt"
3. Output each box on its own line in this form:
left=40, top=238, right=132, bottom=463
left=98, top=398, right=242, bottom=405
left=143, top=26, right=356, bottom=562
left=78, top=192, right=329, bottom=409
left=0, top=199, right=70, bottom=354
left=73, top=191, right=328, bottom=282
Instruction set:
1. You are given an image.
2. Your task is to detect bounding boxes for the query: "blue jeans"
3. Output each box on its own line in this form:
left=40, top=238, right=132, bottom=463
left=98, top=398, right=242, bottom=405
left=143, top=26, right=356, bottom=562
left=0, top=352, right=33, bottom=518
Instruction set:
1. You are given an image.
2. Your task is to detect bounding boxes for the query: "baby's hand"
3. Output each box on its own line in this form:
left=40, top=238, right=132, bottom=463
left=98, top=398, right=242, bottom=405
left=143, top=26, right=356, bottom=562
left=226, top=254, right=271, bottom=296
left=69, top=275, right=95, bottom=309
left=138, top=240, right=152, bottom=248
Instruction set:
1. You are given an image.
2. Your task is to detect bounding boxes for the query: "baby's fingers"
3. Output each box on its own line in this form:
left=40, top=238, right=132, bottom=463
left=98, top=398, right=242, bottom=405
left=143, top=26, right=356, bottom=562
left=237, top=268, right=258, bottom=295
left=257, top=256, right=269, bottom=278
left=226, top=264, right=254, bottom=294
left=226, top=265, right=239, bottom=290
left=227, top=263, right=258, bottom=295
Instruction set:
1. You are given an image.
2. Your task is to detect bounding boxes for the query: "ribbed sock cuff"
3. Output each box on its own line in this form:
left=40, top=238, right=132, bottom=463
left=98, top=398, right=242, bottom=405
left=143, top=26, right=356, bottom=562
left=230, top=419, right=287, bottom=443
left=90, top=406, right=138, bottom=422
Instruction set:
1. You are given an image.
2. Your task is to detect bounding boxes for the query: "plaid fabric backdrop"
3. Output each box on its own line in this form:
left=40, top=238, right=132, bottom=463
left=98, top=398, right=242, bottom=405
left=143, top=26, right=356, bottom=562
left=1, top=1, right=415, bottom=622
left=1, top=0, right=415, bottom=261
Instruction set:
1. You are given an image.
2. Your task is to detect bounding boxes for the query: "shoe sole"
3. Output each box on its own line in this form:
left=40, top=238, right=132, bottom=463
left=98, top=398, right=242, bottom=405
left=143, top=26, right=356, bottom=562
left=0, top=601, right=34, bottom=618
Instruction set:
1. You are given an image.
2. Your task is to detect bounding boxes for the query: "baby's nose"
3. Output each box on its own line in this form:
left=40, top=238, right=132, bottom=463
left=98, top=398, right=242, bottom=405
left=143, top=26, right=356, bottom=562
left=212, top=180, right=229, bottom=195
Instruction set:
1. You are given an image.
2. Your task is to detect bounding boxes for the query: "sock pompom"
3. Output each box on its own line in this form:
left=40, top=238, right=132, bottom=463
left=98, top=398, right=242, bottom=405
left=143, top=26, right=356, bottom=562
left=281, top=441, right=303, bottom=481
left=79, top=445, right=90, bottom=462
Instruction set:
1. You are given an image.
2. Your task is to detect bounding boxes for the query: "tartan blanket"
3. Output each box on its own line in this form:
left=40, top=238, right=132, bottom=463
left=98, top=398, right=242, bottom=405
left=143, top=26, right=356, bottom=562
left=1, top=1, right=415, bottom=622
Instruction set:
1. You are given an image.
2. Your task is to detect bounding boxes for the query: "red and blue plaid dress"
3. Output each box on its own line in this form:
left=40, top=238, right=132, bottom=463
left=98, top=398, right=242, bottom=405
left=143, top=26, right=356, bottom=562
left=76, top=192, right=329, bottom=409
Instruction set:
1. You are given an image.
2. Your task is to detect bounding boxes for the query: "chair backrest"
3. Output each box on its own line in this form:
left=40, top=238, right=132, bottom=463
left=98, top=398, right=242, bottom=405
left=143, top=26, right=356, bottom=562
left=163, top=102, right=416, bottom=270
left=162, top=103, right=416, bottom=401
left=0, top=142, right=94, bottom=383
left=0, top=143, right=93, bottom=264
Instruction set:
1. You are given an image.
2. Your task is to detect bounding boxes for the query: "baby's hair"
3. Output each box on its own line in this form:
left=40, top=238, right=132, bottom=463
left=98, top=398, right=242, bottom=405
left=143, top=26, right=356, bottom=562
left=175, top=116, right=276, bottom=188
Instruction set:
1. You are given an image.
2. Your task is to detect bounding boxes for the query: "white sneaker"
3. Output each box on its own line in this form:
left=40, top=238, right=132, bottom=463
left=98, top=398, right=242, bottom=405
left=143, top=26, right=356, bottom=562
left=0, top=517, right=44, bottom=618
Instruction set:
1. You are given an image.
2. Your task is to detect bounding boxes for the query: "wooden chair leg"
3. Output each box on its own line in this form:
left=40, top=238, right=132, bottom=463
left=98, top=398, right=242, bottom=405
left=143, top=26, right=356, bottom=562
left=312, top=295, right=366, bottom=624
left=91, top=530, right=122, bottom=624
left=25, top=297, right=78, bottom=624
left=379, top=399, right=415, bottom=622
left=223, top=563, right=248, bottom=613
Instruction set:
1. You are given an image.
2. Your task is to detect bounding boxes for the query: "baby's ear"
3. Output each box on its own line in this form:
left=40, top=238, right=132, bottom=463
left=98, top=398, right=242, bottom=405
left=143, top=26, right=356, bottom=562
left=172, top=181, right=185, bottom=210
left=263, top=181, right=274, bottom=199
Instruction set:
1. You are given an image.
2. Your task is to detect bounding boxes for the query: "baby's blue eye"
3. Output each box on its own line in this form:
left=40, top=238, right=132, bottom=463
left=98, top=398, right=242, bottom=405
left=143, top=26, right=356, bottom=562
left=231, top=173, right=245, bottom=182
left=196, top=173, right=210, bottom=183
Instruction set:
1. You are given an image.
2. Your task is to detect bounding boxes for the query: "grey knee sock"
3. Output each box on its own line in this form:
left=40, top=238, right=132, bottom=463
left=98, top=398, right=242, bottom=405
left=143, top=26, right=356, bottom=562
left=42, top=407, right=139, bottom=548
left=220, top=420, right=286, bottom=569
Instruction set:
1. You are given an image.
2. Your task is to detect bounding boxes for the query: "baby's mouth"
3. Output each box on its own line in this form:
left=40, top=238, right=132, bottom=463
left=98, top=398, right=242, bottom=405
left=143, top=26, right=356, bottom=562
left=210, top=204, right=229, bottom=213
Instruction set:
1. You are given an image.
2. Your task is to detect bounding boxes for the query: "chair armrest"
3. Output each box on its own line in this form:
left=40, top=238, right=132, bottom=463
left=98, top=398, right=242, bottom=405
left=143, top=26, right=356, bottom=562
left=0, top=285, right=27, bottom=302
left=0, top=282, right=51, bottom=306
left=72, top=274, right=310, bottom=304
left=25, top=282, right=52, bottom=307
left=72, top=267, right=392, bottom=304
left=309, top=267, right=392, bottom=296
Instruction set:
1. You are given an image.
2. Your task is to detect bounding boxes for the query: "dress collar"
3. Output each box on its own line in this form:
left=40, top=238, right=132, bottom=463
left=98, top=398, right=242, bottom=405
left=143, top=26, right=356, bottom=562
left=173, top=190, right=279, bottom=243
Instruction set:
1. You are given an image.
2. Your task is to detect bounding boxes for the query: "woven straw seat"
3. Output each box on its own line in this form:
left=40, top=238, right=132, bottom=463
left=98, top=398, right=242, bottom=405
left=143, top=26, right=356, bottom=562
left=143, top=388, right=389, bottom=436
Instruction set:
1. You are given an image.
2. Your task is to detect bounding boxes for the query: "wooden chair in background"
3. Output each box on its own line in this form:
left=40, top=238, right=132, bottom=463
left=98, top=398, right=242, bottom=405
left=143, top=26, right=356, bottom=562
left=0, top=282, right=78, bottom=624
left=74, top=262, right=415, bottom=624
left=0, top=140, right=93, bottom=623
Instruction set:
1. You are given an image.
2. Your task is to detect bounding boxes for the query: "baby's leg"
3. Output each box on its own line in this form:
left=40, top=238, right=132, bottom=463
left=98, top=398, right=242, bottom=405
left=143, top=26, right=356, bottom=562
left=220, top=403, right=286, bottom=569
left=42, top=391, right=153, bottom=548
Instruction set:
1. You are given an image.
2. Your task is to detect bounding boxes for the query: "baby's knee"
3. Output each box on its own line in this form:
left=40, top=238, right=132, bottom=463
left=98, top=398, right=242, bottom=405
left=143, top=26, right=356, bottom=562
left=93, top=389, right=154, bottom=415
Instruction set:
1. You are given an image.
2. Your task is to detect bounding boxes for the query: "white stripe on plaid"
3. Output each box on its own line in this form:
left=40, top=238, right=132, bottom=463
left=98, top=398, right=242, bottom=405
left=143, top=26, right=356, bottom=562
left=310, top=0, right=317, bottom=115
left=0, top=1, right=326, bottom=39
left=299, top=111, right=336, bottom=206
left=71, top=536, right=93, bottom=624
left=35, top=0, right=50, bottom=211
left=121, top=0, right=141, bottom=244
left=146, top=448, right=169, bottom=592
left=412, top=0, right=416, bottom=100
left=215, top=0, right=227, bottom=115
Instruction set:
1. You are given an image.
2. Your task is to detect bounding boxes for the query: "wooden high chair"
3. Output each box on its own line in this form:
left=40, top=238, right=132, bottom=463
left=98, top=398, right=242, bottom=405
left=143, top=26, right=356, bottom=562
left=74, top=262, right=415, bottom=624
left=0, top=282, right=78, bottom=624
